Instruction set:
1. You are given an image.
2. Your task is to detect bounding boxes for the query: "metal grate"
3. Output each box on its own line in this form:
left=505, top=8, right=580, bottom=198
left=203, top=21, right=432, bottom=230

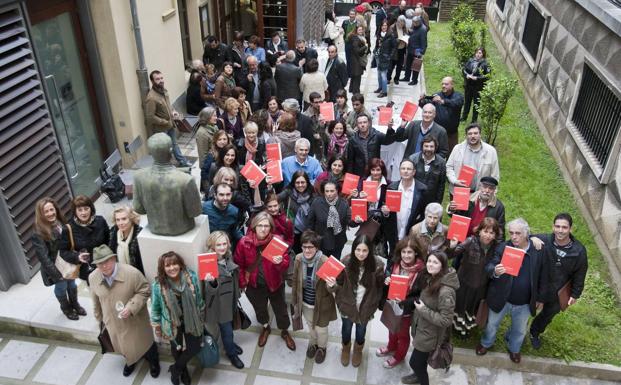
left=571, top=64, right=621, bottom=170
left=496, top=0, right=506, bottom=12
left=608, top=0, right=621, bottom=8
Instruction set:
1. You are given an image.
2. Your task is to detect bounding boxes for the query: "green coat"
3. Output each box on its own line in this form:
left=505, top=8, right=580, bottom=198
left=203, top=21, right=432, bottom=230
left=150, top=269, right=205, bottom=340
left=291, top=254, right=337, bottom=327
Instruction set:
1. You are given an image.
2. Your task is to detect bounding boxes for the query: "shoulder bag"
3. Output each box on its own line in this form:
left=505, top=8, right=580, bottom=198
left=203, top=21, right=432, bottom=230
left=427, top=326, right=453, bottom=371
left=233, top=300, right=252, bottom=330
left=198, top=329, right=220, bottom=368
left=54, top=224, right=80, bottom=280
left=97, top=322, right=115, bottom=354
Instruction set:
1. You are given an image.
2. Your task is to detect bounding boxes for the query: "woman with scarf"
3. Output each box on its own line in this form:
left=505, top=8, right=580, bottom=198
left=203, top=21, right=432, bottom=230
left=307, top=180, right=363, bottom=260
left=291, top=230, right=337, bottom=364
left=325, top=119, right=349, bottom=161
left=235, top=121, right=265, bottom=166
left=109, top=206, right=144, bottom=275
left=200, top=130, right=231, bottom=192
left=250, top=192, right=294, bottom=247
left=214, top=62, right=236, bottom=110
left=376, top=238, right=425, bottom=368
left=314, top=153, right=346, bottom=194
left=234, top=212, right=295, bottom=350
left=231, top=87, right=252, bottom=125
left=220, top=97, right=244, bottom=141
left=333, top=90, right=350, bottom=122
left=271, top=111, right=301, bottom=159
left=266, top=96, right=283, bottom=130
left=278, top=170, right=315, bottom=254
left=373, top=19, right=396, bottom=98
left=151, top=252, right=205, bottom=385
left=203, top=231, right=245, bottom=369
left=58, top=195, right=109, bottom=292
left=196, top=106, right=224, bottom=171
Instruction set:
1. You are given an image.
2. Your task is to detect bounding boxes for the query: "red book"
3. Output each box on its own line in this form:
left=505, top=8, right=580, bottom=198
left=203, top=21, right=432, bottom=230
left=500, top=246, right=526, bottom=277
left=400, top=101, right=418, bottom=121
left=378, top=107, right=392, bottom=126
left=266, top=160, right=283, bottom=183
left=447, top=214, right=471, bottom=242
left=385, top=190, right=402, bottom=212
left=387, top=274, right=409, bottom=301
left=351, top=199, right=368, bottom=221
left=266, top=143, right=282, bottom=162
left=197, top=252, right=219, bottom=280
left=319, top=102, right=335, bottom=122
left=452, top=187, right=471, bottom=211
left=316, top=256, right=346, bottom=281
left=240, top=160, right=266, bottom=186
left=457, top=165, right=476, bottom=187
left=362, top=180, right=379, bottom=202
left=261, top=236, right=289, bottom=263
left=341, top=173, right=360, bottom=195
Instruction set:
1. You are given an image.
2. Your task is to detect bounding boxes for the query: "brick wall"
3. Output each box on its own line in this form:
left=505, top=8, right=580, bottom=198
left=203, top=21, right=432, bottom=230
left=439, top=0, right=487, bottom=21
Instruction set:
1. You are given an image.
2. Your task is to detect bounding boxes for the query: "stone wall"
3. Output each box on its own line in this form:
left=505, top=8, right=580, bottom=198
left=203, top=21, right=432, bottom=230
left=485, top=0, right=621, bottom=292
left=439, top=0, right=487, bottom=21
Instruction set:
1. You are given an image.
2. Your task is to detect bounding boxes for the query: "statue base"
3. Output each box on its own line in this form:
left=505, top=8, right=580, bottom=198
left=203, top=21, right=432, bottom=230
left=137, top=215, right=210, bottom=282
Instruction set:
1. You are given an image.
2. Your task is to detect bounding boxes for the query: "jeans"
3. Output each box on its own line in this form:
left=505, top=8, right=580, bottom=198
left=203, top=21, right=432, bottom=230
left=341, top=317, right=367, bottom=345
left=409, top=348, right=430, bottom=385
left=54, top=279, right=76, bottom=297
left=166, top=128, right=189, bottom=166
left=219, top=321, right=237, bottom=357
left=377, top=68, right=388, bottom=93
left=481, top=302, right=531, bottom=353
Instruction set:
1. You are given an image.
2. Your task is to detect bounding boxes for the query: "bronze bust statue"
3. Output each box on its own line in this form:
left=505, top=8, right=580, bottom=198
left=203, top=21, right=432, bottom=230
left=133, top=133, right=202, bottom=235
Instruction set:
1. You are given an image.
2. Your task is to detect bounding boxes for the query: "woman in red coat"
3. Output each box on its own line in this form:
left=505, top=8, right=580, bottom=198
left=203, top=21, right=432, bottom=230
left=234, top=211, right=296, bottom=350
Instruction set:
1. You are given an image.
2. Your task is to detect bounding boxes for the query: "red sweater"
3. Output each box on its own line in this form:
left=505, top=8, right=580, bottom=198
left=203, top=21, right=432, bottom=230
left=234, top=232, right=290, bottom=292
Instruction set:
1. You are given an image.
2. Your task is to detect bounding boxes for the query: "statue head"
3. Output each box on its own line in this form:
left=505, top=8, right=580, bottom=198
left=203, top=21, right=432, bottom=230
left=148, top=133, right=172, bottom=164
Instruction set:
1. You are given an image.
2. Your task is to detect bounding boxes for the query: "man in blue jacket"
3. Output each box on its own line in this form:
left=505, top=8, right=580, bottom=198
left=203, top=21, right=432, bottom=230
left=202, top=183, right=243, bottom=246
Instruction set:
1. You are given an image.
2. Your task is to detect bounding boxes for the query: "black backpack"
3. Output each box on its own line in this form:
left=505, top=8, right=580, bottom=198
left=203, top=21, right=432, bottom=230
left=99, top=167, right=125, bottom=203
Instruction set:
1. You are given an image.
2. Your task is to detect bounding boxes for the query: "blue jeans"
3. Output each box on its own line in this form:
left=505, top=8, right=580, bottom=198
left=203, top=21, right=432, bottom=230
left=341, top=317, right=367, bottom=345
left=480, top=302, right=531, bottom=353
left=54, top=279, right=76, bottom=297
left=166, top=128, right=189, bottom=166
left=219, top=321, right=237, bottom=357
left=377, top=68, right=388, bottom=93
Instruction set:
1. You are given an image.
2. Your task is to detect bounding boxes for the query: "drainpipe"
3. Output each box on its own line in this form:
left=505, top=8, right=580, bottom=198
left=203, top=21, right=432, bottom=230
left=129, top=0, right=150, bottom=121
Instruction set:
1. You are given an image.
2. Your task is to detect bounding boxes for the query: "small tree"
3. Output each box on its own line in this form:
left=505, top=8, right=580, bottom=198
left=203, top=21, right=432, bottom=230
left=478, top=75, right=518, bottom=146
left=449, top=2, right=487, bottom=69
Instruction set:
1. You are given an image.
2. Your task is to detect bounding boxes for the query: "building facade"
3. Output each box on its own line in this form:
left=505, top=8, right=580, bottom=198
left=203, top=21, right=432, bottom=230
left=486, top=0, right=621, bottom=281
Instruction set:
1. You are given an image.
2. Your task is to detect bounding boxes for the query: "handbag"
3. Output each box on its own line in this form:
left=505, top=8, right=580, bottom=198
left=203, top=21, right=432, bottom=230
left=411, top=56, right=423, bottom=72
left=475, top=299, right=489, bottom=327
left=197, top=329, right=220, bottom=368
left=99, top=168, right=125, bottom=203
left=97, top=322, right=115, bottom=354
left=290, top=303, right=303, bottom=331
left=557, top=281, right=572, bottom=311
left=54, top=224, right=80, bottom=280
left=380, top=300, right=403, bottom=334
left=356, top=218, right=381, bottom=239
left=233, top=300, right=251, bottom=330
left=174, top=117, right=193, bottom=133
left=427, top=327, right=453, bottom=371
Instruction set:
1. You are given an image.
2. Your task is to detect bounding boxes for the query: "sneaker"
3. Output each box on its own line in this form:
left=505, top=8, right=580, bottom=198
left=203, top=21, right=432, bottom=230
left=401, top=373, right=420, bottom=384
left=530, top=332, right=542, bottom=350
left=375, top=346, right=393, bottom=357
left=383, top=357, right=401, bottom=368
left=306, top=344, right=318, bottom=359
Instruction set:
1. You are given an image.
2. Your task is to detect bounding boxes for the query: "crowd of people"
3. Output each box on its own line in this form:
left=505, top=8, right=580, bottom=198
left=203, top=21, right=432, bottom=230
left=31, top=3, right=588, bottom=385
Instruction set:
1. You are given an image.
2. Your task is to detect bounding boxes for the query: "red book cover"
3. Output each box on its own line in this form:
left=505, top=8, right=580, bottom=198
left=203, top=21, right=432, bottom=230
left=266, top=160, right=283, bottom=183
left=240, top=160, right=266, bottom=186
left=457, top=165, right=476, bottom=187
left=197, top=252, right=219, bottom=280
left=452, top=187, right=471, bottom=211
left=385, top=190, right=402, bottom=212
left=319, top=102, right=335, bottom=122
left=266, top=143, right=282, bottom=162
left=500, top=246, right=526, bottom=277
left=316, top=256, right=346, bottom=281
left=362, top=180, right=379, bottom=202
left=400, top=101, right=418, bottom=121
left=351, top=199, right=368, bottom=221
left=447, top=214, right=471, bottom=242
left=261, top=236, right=289, bottom=263
left=378, top=107, right=392, bottom=126
left=387, top=274, right=409, bottom=301
left=341, top=173, right=360, bottom=195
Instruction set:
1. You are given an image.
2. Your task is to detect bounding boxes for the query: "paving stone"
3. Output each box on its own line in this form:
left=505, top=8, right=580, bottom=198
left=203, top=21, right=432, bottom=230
left=140, top=361, right=195, bottom=385
left=32, top=346, right=95, bottom=385
left=476, top=366, right=523, bottom=385
left=310, top=341, right=358, bottom=382
left=84, top=354, right=142, bottom=385
left=0, top=340, right=48, bottom=379
left=217, top=330, right=257, bottom=369
left=254, top=375, right=300, bottom=385
left=429, top=364, right=469, bottom=385
left=368, top=310, right=390, bottom=344
left=527, top=372, right=621, bottom=385
left=365, top=347, right=412, bottom=385
left=259, top=336, right=307, bottom=375
left=197, top=367, right=246, bottom=384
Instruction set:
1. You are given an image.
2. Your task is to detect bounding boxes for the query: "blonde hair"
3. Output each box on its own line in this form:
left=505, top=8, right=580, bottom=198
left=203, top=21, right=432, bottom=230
left=250, top=211, right=274, bottom=232
left=213, top=167, right=238, bottom=189
left=112, top=206, right=140, bottom=226
left=206, top=231, right=231, bottom=259
left=224, top=97, right=240, bottom=113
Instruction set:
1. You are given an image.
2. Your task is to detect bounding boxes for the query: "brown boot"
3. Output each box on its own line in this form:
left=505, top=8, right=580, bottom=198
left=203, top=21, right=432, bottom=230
left=352, top=342, right=364, bottom=367
left=340, top=342, right=351, bottom=366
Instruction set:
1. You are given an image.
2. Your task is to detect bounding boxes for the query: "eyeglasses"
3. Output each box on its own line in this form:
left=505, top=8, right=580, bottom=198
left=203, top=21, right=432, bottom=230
left=256, top=224, right=271, bottom=229
left=302, top=245, right=316, bottom=250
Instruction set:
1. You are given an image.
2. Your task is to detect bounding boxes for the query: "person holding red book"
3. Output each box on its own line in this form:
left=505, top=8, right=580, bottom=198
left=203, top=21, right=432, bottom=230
left=376, top=238, right=425, bottom=369
left=408, top=202, right=448, bottom=260
left=291, top=231, right=337, bottom=364
left=234, top=212, right=295, bottom=350
left=325, top=119, right=349, bottom=161
left=314, top=154, right=346, bottom=194
left=203, top=231, right=245, bottom=369
left=277, top=170, right=316, bottom=254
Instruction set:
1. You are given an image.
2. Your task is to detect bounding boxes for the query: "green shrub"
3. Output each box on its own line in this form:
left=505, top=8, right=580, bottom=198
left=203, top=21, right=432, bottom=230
left=449, top=2, right=487, bottom=68
left=478, top=75, right=518, bottom=145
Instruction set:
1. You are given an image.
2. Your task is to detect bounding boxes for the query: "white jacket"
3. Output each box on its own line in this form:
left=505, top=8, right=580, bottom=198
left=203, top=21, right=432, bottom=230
left=446, top=140, right=499, bottom=193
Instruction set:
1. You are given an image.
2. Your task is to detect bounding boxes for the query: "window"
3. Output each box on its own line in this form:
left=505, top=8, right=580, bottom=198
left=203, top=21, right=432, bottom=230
left=199, top=4, right=211, bottom=41
left=496, top=0, right=506, bottom=12
left=568, top=62, right=621, bottom=183
left=519, top=1, right=549, bottom=71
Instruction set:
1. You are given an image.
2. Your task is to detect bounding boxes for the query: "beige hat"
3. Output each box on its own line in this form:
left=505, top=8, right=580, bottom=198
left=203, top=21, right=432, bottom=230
left=92, top=245, right=117, bottom=265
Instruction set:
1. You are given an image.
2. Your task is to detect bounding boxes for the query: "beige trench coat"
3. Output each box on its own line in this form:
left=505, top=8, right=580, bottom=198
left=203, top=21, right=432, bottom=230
left=89, top=263, right=154, bottom=365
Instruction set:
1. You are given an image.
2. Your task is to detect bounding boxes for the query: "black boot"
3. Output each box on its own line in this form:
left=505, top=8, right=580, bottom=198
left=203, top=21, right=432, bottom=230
left=68, top=287, right=87, bottom=316
left=180, top=367, right=191, bottom=385
left=57, top=295, right=78, bottom=320
left=168, top=364, right=180, bottom=385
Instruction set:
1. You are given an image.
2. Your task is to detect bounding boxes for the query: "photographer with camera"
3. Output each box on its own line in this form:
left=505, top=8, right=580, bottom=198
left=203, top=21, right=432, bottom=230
left=419, top=77, right=464, bottom=153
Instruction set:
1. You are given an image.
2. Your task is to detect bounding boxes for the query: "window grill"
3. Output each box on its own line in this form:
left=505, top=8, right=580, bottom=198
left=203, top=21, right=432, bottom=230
left=608, top=0, right=621, bottom=8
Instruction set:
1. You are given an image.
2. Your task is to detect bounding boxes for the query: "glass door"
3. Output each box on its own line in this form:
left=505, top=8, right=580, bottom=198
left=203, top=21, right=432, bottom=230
left=31, top=12, right=103, bottom=196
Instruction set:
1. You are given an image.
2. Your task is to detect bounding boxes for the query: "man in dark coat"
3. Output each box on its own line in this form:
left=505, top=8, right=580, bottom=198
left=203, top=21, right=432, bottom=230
left=275, top=51, right=303, bottom=102
left=402, top=17, right=427, bottom=85
left=393, top=103, right=449, bottom=159
left=202, top=36, right=230, bottom=71
left=293, top=39, right=318, bottom=72
left=529, top=213, right=588, bottom=349
left=325, top=45, right=348, bottom=102
left=346, top=114, right=396, bottom=177
left=408, top=136, right=446, bottom=206
left=419, top=76, right=464, bottom=152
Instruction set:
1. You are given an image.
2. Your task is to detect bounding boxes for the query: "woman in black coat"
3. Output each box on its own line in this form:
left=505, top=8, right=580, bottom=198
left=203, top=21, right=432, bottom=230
left=58, top=195, right=109, bottom=286
left=109, top=206, right=145, bottom=275
left=32, top=197, right=81, bottom=320
left=347, top=26, right=369, bottom=94
left=307, top=180, right=362, bottom=259
left=259, top=61, right=277, bottom=109
left=373, top=20, right=396, bottom=98
left=461, top=47, right=491, bottom=123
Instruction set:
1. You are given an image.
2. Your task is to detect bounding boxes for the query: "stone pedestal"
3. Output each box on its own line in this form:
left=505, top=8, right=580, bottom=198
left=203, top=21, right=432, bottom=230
left=137, top=215, right=210, bottom=282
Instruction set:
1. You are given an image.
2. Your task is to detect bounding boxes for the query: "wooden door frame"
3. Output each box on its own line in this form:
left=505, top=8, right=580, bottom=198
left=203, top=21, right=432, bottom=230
left=256, top=0, right=297, bottom=46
